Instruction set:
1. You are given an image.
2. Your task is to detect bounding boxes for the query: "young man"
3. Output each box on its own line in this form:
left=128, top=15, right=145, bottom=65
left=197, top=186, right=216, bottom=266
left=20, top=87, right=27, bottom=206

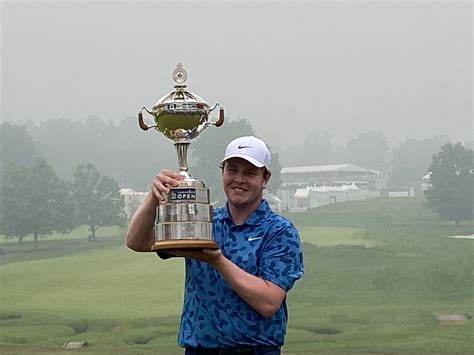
left=127, top=136, right=304, bottom=355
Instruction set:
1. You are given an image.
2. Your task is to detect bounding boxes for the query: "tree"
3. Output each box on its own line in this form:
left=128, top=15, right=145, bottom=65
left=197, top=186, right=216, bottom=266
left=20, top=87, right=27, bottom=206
left=388, top=135, right=451, bottom=188
left=266, top=149, right=282, bottom=194
left=72, top=163, right=126, bottom=239
left=424, top=142, right=474, bottom=226
left=280, top=131, right=333, bottom=167
left=27, top=118, right=96, bottom=179
left=28, top=116, right=177, bottom=191
left=103, top=116, right=176, bottom=190
left=0, top=159, right=75, bottom=250
left=0, top=123, right=40, bottom=175
left=345, top=131, right=389, bottom=170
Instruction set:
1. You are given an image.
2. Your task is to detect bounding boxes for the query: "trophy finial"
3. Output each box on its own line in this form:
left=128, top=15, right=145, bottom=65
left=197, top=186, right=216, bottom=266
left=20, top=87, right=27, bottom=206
left=173, top=63, right=187, bottom=85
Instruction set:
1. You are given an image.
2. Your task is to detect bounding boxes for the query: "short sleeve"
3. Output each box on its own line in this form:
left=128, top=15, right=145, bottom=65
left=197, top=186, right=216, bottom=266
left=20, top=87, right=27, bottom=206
left=258, top=223, right=304, bottom=292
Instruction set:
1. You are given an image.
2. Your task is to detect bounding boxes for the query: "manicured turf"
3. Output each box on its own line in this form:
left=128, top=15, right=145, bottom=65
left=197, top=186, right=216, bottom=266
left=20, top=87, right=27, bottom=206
left=0, top=198, right=472, bottom=354
left=298, top=226, right=379, bottom=247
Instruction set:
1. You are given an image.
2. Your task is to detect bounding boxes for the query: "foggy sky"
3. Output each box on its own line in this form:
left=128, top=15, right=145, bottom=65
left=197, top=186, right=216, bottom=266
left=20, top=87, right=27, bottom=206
left=1, top=1, right=472, bottom=151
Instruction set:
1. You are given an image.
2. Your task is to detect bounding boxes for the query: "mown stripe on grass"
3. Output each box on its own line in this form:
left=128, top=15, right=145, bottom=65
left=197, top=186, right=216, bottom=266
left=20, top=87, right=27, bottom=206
left=298, top=226, right=381, bottom=248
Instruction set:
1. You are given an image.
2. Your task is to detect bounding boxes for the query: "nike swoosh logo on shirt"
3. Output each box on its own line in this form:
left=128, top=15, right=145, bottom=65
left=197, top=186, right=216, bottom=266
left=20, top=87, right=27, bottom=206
left=248, top=236, right=263, bottom=241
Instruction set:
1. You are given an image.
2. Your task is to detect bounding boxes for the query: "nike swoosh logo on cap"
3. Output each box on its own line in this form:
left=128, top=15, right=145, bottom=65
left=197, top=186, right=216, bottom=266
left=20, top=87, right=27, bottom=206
left=238, top=145, right=252, bottom=149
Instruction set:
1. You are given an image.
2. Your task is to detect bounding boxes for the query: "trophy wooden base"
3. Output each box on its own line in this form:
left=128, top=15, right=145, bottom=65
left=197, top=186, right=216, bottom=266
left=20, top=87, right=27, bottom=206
left=151, top=239, right=219, bottom=260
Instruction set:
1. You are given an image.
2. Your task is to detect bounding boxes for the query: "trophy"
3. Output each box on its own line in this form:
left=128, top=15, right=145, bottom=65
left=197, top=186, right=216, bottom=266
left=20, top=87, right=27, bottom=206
left=138, top=63, right=223, bottom=258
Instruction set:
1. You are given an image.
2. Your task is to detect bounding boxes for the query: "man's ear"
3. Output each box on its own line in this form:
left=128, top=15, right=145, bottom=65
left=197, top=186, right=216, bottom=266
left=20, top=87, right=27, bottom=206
left=263, top=171, right=272, bottom=187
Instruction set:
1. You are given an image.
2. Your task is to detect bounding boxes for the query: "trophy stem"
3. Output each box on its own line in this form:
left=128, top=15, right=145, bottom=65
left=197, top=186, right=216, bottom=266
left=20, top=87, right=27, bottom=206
left=174, top=140, right=190, bottom=172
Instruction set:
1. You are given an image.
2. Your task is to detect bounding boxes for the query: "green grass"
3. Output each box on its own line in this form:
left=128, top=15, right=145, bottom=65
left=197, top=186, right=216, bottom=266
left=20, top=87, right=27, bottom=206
left=298, top=226, right=380, bottom=247
left=0, top=225, right=124, bottom=244
left=0, top=245, right=185, bottom=353
left=0, top=198, right=473, bottom=354
left=1, top=246, right=185, bottom=319
left=0, top=226, right=125, bottom=265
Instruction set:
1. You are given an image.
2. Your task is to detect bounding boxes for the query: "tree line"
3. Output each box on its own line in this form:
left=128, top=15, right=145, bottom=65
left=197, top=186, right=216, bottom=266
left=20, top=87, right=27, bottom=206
left=0, top=117, right=282, bottom=201
left=0, top=159, right=126, bottom=250
left=0, top=117, right=279, bottom=248
left=1, top=117, right=473, bottom=235
left=4, top=117, right=471, bottom=192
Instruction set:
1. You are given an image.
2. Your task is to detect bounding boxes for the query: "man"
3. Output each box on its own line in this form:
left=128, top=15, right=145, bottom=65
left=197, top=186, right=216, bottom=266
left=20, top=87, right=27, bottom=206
left=127, top=136, right=304, bottom=355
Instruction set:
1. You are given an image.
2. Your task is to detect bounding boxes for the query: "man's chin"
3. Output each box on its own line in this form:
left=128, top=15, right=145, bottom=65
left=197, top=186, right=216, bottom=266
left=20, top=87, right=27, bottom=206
left=228, top=197, right=249, bottom=209
left=233, top=202, right=249, bottom=209
left=229, top=199, right=247, bottom=208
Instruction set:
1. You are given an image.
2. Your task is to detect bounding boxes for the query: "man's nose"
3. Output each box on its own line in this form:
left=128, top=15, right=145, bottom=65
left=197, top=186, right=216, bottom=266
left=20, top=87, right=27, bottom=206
left=233, top=171, right=245, bottom=182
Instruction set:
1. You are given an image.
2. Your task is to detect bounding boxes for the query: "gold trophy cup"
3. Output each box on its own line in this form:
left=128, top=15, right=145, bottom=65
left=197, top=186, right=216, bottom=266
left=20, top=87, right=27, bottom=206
left=138, top=63, right=223, bottom=258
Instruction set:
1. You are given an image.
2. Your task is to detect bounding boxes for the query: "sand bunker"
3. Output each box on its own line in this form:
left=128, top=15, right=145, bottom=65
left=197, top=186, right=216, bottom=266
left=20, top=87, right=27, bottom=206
left=433, top=313, right=472, bottom=325
left=447, top=234, right=474, bottom=239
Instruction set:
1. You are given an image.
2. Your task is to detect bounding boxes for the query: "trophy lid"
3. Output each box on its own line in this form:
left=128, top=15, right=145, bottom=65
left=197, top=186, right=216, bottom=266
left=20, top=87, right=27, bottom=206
left=153, top=63, right=210, bottom=112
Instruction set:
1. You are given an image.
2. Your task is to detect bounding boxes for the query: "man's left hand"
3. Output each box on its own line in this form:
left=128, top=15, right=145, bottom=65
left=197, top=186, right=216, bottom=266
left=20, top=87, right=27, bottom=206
left=169, top=248, right=223, bottom=266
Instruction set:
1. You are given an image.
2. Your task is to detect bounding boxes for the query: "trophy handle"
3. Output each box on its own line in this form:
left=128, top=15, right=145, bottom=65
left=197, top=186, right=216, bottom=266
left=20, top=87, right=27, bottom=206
left=138, top=106, right=158, bottom=131
left=209, top=103, right=224, bottom=127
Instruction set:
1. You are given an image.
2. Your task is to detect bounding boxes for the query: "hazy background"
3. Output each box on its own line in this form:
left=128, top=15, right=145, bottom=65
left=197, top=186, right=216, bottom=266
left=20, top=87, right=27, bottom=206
left=1, top=3, right=473, bottom=353
left=2, top=0, right=472, bottom=153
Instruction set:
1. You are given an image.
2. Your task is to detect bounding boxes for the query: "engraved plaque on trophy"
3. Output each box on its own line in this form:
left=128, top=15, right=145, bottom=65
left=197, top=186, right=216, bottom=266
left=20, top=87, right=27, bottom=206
left=138, top=63, right=223, bottom=258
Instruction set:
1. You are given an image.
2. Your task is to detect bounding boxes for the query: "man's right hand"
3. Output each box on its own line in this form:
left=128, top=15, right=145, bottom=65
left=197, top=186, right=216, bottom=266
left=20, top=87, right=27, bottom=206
left=126, top=169, right=184, bottom=252
left=151, top=169, right=185, bottom=202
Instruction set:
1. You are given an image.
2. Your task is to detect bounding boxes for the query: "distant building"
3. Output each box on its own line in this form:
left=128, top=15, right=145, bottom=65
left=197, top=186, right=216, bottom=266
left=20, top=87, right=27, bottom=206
left=119, top=188, right=148, bottom=218
left=279, top=164, right=388, bottom=212
left=421, top=173, right=431, bottom=191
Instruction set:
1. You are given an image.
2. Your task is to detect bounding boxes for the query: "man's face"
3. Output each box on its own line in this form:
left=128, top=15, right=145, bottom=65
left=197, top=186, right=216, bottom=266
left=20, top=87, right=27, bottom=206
left=222, top=158, right=270, bottom=210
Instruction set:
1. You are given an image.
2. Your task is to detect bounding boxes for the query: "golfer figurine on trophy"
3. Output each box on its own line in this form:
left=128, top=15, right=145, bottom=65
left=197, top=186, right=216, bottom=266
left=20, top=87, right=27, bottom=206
left=138, top=63, right=224, bottom=259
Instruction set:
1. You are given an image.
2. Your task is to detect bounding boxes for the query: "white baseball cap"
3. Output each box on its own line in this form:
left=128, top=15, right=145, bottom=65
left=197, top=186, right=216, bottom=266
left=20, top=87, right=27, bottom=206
left=221, top=136, right=272, bottom=171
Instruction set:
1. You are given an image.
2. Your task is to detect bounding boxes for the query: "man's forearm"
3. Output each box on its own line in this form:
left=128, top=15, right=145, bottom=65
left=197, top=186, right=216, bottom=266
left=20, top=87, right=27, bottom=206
left=213, top=256, right=286, bottom=318
left=126, top=191, right=158, bottom=252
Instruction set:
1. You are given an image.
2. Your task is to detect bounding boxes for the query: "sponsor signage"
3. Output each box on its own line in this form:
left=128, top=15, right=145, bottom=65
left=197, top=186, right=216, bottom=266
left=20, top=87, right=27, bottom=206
left=388, top=191, right=409, bottom=197
left=169, top=188, right=197, bottom=201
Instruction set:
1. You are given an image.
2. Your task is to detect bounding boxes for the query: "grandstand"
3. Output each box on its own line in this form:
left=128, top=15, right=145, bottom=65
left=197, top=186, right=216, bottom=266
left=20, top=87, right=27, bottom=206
left=279, top=164, right=388, bottom=212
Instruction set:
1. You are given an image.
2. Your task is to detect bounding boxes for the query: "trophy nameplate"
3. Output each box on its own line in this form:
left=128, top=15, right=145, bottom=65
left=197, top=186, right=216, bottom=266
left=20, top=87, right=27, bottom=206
left=138, top=63, right=223, bottom=259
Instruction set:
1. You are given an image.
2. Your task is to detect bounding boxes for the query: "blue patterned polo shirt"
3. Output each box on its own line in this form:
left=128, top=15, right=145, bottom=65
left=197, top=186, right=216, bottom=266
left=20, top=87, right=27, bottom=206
left=178, top=200, right=304, bottom=348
